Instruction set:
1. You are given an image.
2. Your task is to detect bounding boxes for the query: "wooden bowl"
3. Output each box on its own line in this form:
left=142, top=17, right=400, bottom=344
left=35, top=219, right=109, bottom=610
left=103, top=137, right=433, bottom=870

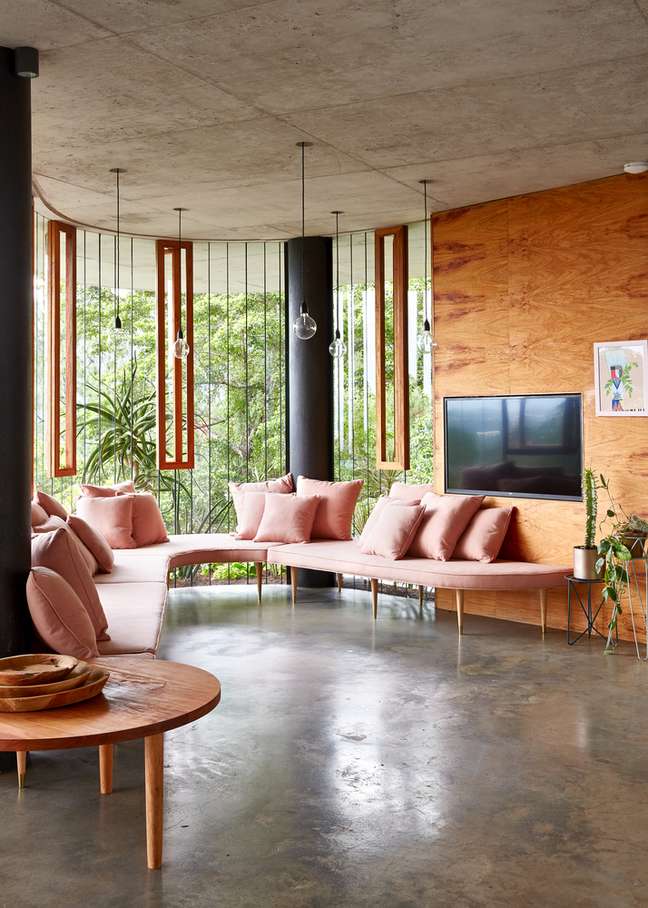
left=0, top=654, right=77, bottom=686
left=0, top=667, right=110, bottom=712
left=0, top=662, right=90, bottom=698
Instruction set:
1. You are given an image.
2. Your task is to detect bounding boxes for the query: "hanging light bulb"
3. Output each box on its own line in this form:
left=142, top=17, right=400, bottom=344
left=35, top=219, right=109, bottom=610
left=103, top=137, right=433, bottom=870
left=329, top=210, right=346, bottom=358
left=417, top=179, right=438, bottom=354
left=292, top=141, right=317, bottom=340
left=172, top=207, right=190, bottom=360
left=110, top=167, right=126, bottom=329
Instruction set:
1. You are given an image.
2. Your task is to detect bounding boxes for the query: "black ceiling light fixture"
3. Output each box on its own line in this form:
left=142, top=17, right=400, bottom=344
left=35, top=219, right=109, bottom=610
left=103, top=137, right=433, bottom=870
left=416, top=178, right=438, bottom=355
left=292, top=141, right=317, bottom=341
left=328, top=210, right=346, bottom=359
left=109, top=168, right=126, bottom=329
left=14, top=47, right=39, bottom=79
left=172, top=207, right=190, bottom=360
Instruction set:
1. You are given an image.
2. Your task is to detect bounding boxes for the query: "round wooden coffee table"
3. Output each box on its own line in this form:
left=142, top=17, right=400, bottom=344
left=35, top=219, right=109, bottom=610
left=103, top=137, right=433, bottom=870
left=0, top=657, right=221, bottom=869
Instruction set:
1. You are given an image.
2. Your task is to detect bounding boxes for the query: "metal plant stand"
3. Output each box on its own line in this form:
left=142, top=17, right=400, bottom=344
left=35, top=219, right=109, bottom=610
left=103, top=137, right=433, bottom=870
left=603, top=537, right=647, bottom=660
left=566, top=576, right=609, bottom=646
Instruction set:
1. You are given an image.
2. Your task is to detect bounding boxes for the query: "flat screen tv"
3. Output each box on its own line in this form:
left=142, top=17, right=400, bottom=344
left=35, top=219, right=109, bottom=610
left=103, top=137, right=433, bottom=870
left=444, top=394, right=582, bottom=501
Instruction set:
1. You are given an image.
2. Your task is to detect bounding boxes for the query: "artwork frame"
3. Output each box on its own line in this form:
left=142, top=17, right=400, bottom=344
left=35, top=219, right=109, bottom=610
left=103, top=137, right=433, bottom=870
left=594, top=340, right=648, bottom=417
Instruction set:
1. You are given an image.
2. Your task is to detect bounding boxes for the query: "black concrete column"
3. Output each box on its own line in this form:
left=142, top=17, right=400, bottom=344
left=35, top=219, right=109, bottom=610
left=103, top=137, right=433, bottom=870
left=285, top=236, right=334, bottom=587
left=0, top=47, right=37, bottom=656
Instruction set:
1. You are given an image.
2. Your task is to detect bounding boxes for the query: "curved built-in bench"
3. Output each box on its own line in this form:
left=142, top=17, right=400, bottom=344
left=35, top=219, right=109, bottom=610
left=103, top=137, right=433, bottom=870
left=266, top=540, right=568, bottom=634
left=94, top=534, right=277, bottom=658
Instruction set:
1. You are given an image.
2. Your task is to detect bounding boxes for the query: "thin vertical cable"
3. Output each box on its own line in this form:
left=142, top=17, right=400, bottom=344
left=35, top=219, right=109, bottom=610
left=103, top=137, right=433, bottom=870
left=226, top=242, right=231, bottom=582
left=113, top=236, right=117, bottom=483
left=263, top=242, right=268, bottom=478
left=245, top=242, right=249, bottom=483
left=278, top=243, right=283, bottom=473
left=130, top=236, right=134, bottom=483
left=98, top=236, right=102, bottom=480
left=349, top=233, right=355, bottom=479
left=207, top=242, right=212, bottom=585
left=83, top=231, right=87, bottom=479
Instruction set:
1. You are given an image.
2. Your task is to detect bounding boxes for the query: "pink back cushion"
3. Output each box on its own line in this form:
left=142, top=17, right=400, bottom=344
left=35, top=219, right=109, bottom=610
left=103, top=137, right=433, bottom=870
left=76, top=495, right=137, bottom=549
left=27, top=567, right=99, bottom=660
left=359, top=496, right=420, bottom=545
left=31, top=527, right=109, bottom=640
left=80, top=480, right=136, bottom=497
left=359, top=502, right=425, bottom=559
left=235, top=491, right=270, bottom=540
left=254, top=494, right=320, bottom=544
left=297, top=476, right=363, bottom=540
left=35, top=490, right=68, bottom=519
left=453, top=507, right=514, bottom=563
left=407, top=492, right=484, bottom=560
left=230, top=474, right=293, bottom=531
left=389, top=482, right=437, bottom=502
left=31, top=500, right=49, bottom=527
left=33, top=516, right=98, bottom=576
left=67, top=514, right=114, bottom=573
left=128, top=493, right=168, bottom=547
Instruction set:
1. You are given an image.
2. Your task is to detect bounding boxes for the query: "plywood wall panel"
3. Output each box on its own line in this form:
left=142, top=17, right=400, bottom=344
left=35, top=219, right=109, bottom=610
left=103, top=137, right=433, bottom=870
left=433, top=173, right=648, bottom=641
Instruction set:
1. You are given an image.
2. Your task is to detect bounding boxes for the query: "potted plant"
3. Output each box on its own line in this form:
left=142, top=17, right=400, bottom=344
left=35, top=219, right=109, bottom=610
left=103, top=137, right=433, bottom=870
left=616, top=514, right=648, bottom=559
left=573, top=468, right=601, bottom=580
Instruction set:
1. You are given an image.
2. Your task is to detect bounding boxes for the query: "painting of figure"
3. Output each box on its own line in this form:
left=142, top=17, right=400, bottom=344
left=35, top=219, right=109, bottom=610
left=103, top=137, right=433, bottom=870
left=594, top=341, right=648, bottom=417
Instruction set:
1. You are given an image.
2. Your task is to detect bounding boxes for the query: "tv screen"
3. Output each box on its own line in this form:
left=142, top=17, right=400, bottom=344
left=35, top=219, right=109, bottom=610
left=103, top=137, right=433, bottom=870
left=444, top=394, right=582, bottom=501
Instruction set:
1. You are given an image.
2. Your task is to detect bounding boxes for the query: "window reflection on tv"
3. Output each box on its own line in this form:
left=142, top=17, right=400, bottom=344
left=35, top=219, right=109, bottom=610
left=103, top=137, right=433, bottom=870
left=444, top=394, right=582, bottom=501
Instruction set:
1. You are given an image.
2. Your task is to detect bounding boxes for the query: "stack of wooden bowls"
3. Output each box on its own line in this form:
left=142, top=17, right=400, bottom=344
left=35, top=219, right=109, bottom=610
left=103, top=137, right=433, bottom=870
left=0, top=655, right=109, bottom=712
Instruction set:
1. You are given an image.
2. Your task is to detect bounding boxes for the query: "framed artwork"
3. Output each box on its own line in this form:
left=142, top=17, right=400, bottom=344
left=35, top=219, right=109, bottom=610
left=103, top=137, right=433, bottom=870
left=594, top=340, right=648, bottom=417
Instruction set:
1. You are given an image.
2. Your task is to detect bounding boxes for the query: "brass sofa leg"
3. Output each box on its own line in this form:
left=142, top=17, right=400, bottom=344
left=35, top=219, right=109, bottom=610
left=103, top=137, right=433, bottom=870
left=370, top=578, right=378, bottom=620
left=255, top=562, right=263, bottom=605
left=336, top=572, right=343, bottom=594
left=539, top=589, right=547, bottom=636
left=418, top=585, right=425, bottom=618
left=455, top=589, right=464, bottom=635
left=290, top=566, right=298, bottom=607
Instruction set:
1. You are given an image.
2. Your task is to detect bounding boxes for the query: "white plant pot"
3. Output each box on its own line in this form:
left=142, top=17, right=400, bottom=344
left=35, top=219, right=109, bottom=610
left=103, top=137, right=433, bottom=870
left=573, top=546, right=600, bottom=581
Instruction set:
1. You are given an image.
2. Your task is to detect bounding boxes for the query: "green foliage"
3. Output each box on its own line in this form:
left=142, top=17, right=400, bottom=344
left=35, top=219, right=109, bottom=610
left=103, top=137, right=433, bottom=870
left=604, top=362, right=637, bottom=397
left=583, top=467, right=597, bottom=548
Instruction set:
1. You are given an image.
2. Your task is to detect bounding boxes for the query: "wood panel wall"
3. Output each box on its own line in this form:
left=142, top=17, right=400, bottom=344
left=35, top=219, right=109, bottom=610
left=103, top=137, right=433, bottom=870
left=432, top=173, right=648, bottom=639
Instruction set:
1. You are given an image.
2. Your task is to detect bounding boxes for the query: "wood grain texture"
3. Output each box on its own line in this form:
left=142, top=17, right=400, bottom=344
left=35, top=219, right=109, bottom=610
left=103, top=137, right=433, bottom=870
left=433, top=174, right=648, bottom=640
left=375, top=225, right=409, bottom=470
left=0, top=657, right=220, bottom=750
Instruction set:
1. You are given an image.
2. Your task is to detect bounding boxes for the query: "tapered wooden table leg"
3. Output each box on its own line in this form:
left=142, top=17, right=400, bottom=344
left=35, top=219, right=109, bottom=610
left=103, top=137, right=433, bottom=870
left=255, top=562, right=263, bottom=604
left=455, top=589, right=464, bottom=635
left=16, top=751, right=27, bottom=790
left=144, top=733, right=164, bottom=870
left=336, top=573, right=343, bottom=594
left=370, top=578, right=378, bottom=620
left=539, top=589, right=547, bottom=636
left=99, top=743, right=113, bottom=795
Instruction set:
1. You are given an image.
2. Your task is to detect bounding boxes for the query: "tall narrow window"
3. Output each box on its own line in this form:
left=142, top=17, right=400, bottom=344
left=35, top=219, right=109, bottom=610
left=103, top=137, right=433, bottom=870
left=156, top=239, right=195, bottom=469
left=375, top=225, right=409, bottom=470
left=48, top=220, right=77, bottom=477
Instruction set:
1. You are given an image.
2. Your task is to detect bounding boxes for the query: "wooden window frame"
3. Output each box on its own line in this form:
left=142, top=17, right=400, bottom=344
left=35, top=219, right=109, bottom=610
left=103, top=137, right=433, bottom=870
left=375, top=225, right=409, bottom=470
left=47, top=220, right=77, bottom=477
left=156, top=239, right=195, bottom=470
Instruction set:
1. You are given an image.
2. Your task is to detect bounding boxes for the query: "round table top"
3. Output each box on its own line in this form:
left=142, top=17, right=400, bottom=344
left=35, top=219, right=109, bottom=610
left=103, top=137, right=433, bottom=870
left=0, top=657, right=221, bottom=751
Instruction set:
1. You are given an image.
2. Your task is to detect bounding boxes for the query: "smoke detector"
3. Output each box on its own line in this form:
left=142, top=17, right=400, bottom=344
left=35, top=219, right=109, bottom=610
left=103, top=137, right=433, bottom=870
left=623, top=162, right=648, bottom=174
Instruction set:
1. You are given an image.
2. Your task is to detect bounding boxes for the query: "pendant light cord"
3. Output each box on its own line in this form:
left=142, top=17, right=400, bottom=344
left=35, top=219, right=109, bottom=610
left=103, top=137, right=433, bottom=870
left=301, top=141, right=306, bottom=315
left=177, top=207, right=183, bottom=338
left=423, top=180, right=429, bottom=328
left=335, top=211, right=341, bottom=337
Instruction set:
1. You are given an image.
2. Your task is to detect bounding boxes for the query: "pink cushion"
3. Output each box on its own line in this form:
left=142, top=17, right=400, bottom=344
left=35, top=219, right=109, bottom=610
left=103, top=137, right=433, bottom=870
left=76, top=495, right=137, bottom=549
left=31, top=500, right=49, bottom=527
left=33, top=515, right=98, bottom=576
left=234, top=491, right=270, bottom=540
left=453, top=507, right=514, bottom=563
left=35, top=490, right=68, bottom=519
left=359, top=496, right=420, bottom=546
left=359, top=502, right=425, bottom=559
left=27, top=567, right=99, bottom=660
left=80, top=480, right=136, bottom=497
left=230, top=473, right=294, bottom=532
left=407, top=492, right=484, bottom=561
left=296, top=476, right=363, bottom=540
left=31, top=528, right=109, bottom=641
left=389, top=482, right=436, bottom=502
left=128, top=493, right=169, bottom=547
left=67, top=514, right=115, bottom=573
left=254, top=494, right=320, bottom=544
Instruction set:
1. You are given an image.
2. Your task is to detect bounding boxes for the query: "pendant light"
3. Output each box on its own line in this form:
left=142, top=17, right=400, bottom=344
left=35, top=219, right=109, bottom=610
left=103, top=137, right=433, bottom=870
left=293, top=141, right=317, bottom=341
left=110, top=167, right=126, bottom=329
left=172, top=207, right=190, bottom=360
left=416, top=179, right=438, bottom=354
left=329, top=210, right=346, bottom=359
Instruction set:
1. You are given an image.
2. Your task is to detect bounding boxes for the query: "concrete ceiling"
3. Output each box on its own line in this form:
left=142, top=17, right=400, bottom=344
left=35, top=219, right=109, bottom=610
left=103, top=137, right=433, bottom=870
left=4, top=0, right=648, bottom=239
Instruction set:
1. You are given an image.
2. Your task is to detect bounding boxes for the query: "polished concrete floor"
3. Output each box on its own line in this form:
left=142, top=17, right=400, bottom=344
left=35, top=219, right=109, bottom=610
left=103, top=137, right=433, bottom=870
left=1, top=584, right=648, bottom=908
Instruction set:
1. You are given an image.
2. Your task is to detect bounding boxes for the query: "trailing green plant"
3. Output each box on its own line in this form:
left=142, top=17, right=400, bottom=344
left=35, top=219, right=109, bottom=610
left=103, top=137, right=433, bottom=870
left=583, top=467, right=598, bottom=548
